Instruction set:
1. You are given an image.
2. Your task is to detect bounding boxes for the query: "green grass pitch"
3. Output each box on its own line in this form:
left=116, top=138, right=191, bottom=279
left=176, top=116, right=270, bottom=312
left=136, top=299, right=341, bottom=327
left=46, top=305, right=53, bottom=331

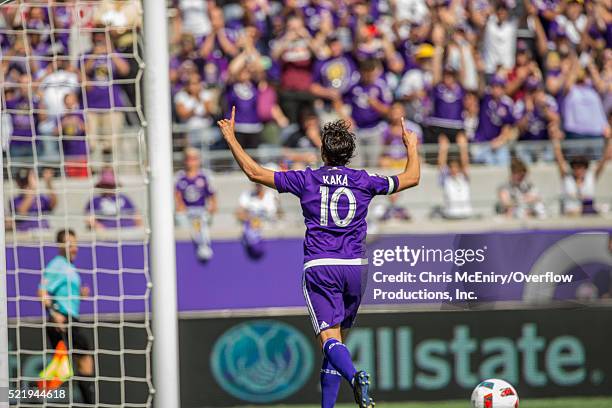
left=258, top=396, right=612, bottom=408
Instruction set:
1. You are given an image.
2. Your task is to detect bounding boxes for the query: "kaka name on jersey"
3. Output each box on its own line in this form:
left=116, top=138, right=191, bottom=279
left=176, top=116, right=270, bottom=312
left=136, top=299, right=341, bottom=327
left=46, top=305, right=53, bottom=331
left=323, top=174, right=348, bottom=186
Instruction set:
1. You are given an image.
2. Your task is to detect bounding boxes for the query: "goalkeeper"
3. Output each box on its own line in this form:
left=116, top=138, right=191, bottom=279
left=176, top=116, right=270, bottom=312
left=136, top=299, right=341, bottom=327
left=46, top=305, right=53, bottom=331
left=38, top=229, right=95, bottom=404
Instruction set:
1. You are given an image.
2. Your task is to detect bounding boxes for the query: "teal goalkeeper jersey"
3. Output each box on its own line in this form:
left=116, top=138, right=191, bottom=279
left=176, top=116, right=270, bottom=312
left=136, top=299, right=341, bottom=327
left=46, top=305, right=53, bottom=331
left=40, top=255, right=81, bottom=318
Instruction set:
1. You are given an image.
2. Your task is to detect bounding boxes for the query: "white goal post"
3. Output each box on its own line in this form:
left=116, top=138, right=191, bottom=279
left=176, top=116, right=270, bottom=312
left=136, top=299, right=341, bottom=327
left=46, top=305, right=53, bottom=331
left=142, top=1, right=181, bottom=407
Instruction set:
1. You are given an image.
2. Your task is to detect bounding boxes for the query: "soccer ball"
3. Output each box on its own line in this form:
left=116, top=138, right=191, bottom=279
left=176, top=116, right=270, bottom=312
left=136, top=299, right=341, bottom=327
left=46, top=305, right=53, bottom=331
left=471, top=378, right=519, bottom=408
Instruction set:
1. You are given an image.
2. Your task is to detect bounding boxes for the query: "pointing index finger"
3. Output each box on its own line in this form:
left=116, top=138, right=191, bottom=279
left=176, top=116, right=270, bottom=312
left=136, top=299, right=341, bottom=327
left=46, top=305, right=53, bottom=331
left=400, top=117, right=406, bottom=132
left=231, top=105, right=236, bottom=124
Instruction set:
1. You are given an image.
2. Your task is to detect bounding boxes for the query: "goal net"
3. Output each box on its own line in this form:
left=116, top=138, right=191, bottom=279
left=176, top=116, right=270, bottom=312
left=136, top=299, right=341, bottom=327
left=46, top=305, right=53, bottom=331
left=2, top=1, right=152, bottom=406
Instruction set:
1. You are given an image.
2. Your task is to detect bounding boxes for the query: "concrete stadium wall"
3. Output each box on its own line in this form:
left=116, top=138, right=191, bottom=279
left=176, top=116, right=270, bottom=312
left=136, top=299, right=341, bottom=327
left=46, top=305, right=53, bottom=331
left=4, top=163, right=612, bottom=241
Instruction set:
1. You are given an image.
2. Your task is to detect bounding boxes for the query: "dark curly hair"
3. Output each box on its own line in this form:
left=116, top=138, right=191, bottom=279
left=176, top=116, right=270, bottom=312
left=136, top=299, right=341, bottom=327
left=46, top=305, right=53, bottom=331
left=321, top=120, right=356, bottom=166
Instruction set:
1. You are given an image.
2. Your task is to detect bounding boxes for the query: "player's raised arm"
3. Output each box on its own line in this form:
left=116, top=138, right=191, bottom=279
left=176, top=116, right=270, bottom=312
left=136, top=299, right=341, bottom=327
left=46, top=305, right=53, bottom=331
left=395, top=117, right=421, bottom=192
left=217, top=106, right=276, bottom=189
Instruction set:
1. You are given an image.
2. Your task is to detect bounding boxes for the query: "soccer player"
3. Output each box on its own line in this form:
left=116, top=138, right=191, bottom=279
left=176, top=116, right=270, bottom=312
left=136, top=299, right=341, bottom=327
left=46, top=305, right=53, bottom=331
left=218, top=106, right=420, bottom=408
left=38, top=229, right=95, bottom=404
left=175, top=147, right=218, bottom=261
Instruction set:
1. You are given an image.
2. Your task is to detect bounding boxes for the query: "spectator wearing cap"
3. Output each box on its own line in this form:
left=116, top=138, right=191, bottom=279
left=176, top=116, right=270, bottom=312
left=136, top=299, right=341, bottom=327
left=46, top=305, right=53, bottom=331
left=480, top=1, right=518, bottom=75
left=85, top=167, right=142, bottom=230
left=496, top=158, right=547, bottom=218
left=396, top=43, right=435, bottom=125
left=471, top=75, right=515, bottom=165
left=513, top=77, right=561, bottom=163
left=8, top=168, right=57, bottom=232
left=552, top=131, right=611, bottom=215
left=342, top=59, right=393, bottom=166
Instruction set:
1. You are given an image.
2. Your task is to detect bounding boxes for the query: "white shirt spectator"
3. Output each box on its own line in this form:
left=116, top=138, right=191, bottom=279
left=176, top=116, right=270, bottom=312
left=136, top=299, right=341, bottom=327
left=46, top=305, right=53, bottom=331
left=39, top=70, right=79, bottom=117
left=177, top=0, right=211, bottom=39
left=395, top=0, right=429, bottom=24
left=554, top=14, right=587, bottom=45
left=440, top=168, right=473, bottom=218
left=239, top=189, right=279, bottom=221
left=174, top=88, right=213, bottom=129
left=562, top=169, right=595, bottom=214
left=396, top=68, right=432, bottom=99
left=482, top=15, right=517, bottom=74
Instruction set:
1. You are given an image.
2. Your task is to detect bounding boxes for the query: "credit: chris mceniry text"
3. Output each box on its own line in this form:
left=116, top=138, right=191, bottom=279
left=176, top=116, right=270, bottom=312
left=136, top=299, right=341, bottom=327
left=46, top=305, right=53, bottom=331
left=369, top=245, right=573, bottom=302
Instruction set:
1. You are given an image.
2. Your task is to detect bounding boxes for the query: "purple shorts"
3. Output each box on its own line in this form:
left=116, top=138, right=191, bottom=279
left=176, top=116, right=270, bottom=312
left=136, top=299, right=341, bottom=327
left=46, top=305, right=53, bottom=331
left=302, top=262, right=367, bottom=335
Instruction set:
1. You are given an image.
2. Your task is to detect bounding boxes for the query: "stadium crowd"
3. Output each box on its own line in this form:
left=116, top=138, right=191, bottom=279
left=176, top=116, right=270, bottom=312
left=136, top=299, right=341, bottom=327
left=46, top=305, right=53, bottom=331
left=2, top=0, right=612, bottom=236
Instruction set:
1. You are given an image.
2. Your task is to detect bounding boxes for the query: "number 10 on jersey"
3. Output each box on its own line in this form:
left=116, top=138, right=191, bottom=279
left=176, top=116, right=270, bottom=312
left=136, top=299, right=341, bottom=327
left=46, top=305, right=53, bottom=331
left=319, top=186, right=357, bottom=227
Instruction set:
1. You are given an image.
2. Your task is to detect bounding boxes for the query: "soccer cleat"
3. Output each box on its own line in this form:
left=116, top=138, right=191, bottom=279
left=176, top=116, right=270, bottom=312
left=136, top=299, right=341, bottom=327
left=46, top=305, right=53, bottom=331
left=352, top=371, right=374, bottom=408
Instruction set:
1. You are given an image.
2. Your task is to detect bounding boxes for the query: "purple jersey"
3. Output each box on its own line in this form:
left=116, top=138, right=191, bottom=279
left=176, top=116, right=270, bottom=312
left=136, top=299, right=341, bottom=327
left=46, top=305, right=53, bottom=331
left=5, top=94, right=37, bottom=147
left=12, top=194, right=52, bottom=231
left=274, top=166, right=399, bottom=262
left=59, top=111, right=88, bottom=156
left=86, top=193, right=137, bottom=228
left=344, top=79, right=393, bottom=129
left=429, top=82, right=465, bottom=127
left=474, top=94, right=514, bottom=142
left=313, top=54, right=359, bottom=94
left=513, top=95, right=558, bottom=140
left=83, top=55, right=126, bottom=109
left=302, top=4, right=331, bottom=34
left=226, top=82, right=262, bottom=133
left=175, top=169, right=214, bottom=208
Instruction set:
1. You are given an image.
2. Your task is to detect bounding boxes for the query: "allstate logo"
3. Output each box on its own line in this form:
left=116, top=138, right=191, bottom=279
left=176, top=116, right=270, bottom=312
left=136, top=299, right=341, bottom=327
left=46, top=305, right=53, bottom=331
left=210, top=320, right=314, bottom=403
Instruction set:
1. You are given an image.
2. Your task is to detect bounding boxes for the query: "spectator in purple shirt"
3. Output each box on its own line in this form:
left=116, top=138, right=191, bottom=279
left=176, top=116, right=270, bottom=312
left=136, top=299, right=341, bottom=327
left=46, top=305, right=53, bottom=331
left=342, top=59, right=392, bottom=166
left=199, top=7, right=239, bottom=85
left=9, top=168, right=57, bottom=232
left=513, top=78, right=561, bottom=163
left=175, top=148, right=218, bottom=261
left=58, top=92, right=89, bottom=178
left=82, top=30, right=130, bottom=162
left=85, top=167, right=142, bottom=230
left=170, top=33, right=205, bottom=96
left=426, top=36, right=467, bottom=144
left=471, top=75, right=515, bottom=165
left=4, top=76, right=39, bottom=159
left=226, top=48, right=265, bottom=149
left=379, top=102, right=423, bottom=169
left=310, top=35, right=359, bottom=104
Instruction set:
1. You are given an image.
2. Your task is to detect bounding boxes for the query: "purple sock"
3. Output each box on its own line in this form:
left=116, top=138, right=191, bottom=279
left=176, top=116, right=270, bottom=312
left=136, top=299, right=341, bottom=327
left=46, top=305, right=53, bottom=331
left=321, top=357, right=341, bottom=408
left=323, top=338, right=357, bottom=386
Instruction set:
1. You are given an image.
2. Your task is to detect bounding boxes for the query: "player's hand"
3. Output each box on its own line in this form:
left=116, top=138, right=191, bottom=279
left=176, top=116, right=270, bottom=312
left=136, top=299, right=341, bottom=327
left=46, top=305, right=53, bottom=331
left=400, top=117, right=418, bottom=149
left=49, top=309, right=67, bottom=328
left=81, top=286, right=90, bottom=297
left=217, top=106, right=236, bottom=141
